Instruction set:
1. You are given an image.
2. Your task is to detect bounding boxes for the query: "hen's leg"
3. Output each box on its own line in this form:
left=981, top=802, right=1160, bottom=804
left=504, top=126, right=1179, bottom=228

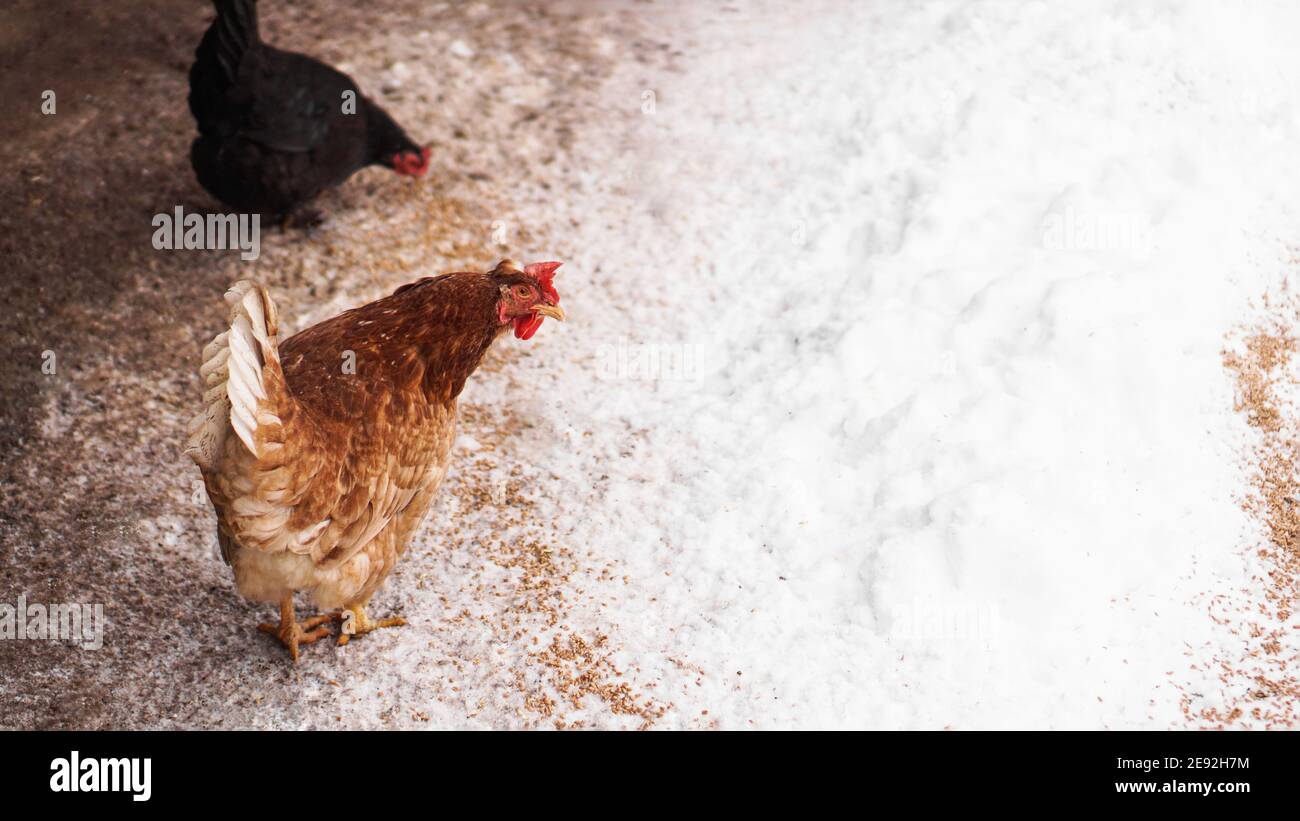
left=336, top=599, right=406, bottom=647
left=257, top=593, right=332, bottom=662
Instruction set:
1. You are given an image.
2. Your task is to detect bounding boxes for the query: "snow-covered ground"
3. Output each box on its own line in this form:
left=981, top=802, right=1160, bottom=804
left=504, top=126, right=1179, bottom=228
left=5, top=0, right=1300, bottom=729
left=523, top=0, right=1300, bottom=728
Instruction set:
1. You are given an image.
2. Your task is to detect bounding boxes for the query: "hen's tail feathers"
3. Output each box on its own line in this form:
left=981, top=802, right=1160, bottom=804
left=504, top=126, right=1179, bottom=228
left=186, top=280, right=283, bottom=471
left=210, top=0, right=260, bottom=83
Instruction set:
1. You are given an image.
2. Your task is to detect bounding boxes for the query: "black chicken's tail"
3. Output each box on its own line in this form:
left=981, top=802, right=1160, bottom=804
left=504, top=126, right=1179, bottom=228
left=208, top=0, right=260, bottom=84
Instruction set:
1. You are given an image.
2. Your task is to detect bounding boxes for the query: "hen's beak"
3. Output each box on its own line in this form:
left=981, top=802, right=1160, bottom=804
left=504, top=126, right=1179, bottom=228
left=533, top=303, right=566, bottom=322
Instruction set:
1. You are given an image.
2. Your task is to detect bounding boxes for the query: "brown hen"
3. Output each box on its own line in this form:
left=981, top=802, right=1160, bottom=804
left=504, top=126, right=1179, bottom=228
left=186, top=260, right=565, bottom=660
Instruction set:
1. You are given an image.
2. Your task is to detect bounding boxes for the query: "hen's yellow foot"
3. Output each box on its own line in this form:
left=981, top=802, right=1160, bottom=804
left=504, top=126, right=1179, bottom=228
left=336, top=606, right=406, bottom=646
left=257, top=594, right=333, bottom=662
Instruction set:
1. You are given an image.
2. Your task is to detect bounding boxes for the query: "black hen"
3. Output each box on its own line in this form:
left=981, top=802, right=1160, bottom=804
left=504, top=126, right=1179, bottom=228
left=188, top=0, right=430, bottom=219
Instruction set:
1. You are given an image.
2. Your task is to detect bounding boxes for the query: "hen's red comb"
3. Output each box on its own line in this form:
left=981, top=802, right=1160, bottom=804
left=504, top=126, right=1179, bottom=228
left=525, top=261, right=562, bottom=304
left=393, top=146, right=431, bottom=177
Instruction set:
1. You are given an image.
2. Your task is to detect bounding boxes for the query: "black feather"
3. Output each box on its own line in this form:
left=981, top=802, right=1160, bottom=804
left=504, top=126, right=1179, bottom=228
left=210, top=0, right=259, bottom=86
left=187, top=0, right=427, bottom=218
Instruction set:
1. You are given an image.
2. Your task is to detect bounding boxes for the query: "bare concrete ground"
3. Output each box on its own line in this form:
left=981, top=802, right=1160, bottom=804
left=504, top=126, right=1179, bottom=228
left=0, top=0, right=684, bottom=729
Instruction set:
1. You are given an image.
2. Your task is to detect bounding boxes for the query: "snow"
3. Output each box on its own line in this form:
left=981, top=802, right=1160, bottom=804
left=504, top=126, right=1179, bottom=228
left=512, top=0, right=1300, bottom=727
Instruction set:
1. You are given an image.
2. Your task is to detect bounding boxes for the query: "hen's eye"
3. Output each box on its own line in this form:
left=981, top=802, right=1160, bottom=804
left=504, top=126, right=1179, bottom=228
left=515, top=286, right=532, bottom=299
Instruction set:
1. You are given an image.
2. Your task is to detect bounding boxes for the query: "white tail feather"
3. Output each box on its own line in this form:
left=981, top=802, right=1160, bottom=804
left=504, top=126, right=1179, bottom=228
left=185, top=281, right=281, bottom=470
